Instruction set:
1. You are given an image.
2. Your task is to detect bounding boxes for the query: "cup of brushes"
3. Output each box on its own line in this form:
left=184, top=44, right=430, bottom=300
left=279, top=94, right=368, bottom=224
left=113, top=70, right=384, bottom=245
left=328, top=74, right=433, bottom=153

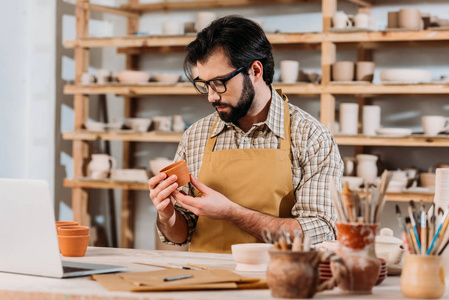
left=397, top=200, right=448, bottom=299
left=330, top=171, right=393, bottom=293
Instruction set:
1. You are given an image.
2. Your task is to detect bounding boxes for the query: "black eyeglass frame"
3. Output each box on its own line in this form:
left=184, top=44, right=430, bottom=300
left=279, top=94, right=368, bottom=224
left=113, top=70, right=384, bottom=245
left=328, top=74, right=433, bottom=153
left=192, top=66, right=246, bottom=95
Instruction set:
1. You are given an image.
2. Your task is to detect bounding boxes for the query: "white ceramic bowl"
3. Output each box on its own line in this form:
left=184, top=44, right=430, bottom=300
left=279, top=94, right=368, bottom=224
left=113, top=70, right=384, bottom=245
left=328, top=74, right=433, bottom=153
left=128, top=118, right=152, bottom=132
left=342, top=176, right=364, bottom=190
left=231, top=243, right=273, bottom=272
left=149, top=157, right=173, bottom=175
left=85, top=121, right=104, bottom=132
left=110, top=169, right=149, bottom=182
left=152, top=73, right=181, bottom=84
left=379, top=69, right=432, bottom=83
left=117, top=70, right=150, bottom=84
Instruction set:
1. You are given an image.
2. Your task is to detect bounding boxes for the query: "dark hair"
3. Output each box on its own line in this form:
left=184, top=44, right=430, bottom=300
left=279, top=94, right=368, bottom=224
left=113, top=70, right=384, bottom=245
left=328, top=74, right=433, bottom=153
left=184, top=15, right=274, bottom=85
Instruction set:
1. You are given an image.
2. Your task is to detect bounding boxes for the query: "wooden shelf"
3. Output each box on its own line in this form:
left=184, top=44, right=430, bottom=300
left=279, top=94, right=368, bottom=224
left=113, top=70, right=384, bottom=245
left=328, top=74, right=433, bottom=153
left=64, top=83, right=322, bottom=96
left=326, top=29, right=449, bottom=43
left=64, top=178, right=148, bottom=191
left=326, top=83, right=449, bottom=95
left=64, top=32, right=323, bottom=49
left=63, top=130, right=183, bottom=142
left=335, top=135, right=449, bottom=147
left=63, top=178, right=431, bottom=202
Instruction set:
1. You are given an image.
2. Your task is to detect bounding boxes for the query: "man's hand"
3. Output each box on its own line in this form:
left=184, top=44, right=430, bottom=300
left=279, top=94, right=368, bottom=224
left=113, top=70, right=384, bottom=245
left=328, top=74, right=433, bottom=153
left=148, top=173, right=179, bottom=222
left=172, top=174, right=237, bottom=220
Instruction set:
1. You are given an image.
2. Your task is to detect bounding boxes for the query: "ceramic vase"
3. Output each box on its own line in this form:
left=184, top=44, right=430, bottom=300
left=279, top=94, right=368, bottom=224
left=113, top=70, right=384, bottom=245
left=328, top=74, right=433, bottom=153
left=87, top=154, right=116, bottom=179
left=336, top=222, right=380, bottom=293
left=356, top=154, right=378, bottom=183
left=267, top=250, right=346, bottom=298
left=400, top=254, right=445, bottom=299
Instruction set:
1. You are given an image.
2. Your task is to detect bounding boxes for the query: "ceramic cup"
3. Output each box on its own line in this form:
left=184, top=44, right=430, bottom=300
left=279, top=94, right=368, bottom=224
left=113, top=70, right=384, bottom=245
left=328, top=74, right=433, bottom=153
left=343, top=157, right=357, bottom=176
left=336, top=222, right=380, bottom=294
left=400, top=254, right=445, bottom=299
left=196, top=12, right=217, bottom=32
left=96, top=69, right=111, bottom=85
left=162, top=21, right=181, bottom=35
left=332, top=61, right=354, bottom=82
left=280, top=60, right=300, bottom=84
left=356, top=154, right=378, bottom=183
left=362, top=105, right=381, bottom=136
left=267, top=249, right=347, bottom=299
left=80, top=73, right=95, bottom=85
left=356, top=61, right=375, bottom=82
left=184, top=22, right=196, bottom=34
left=421, top=13, right=431, bottom=29
left=422, top=115, right=449, bottom=136
left=160, top=160, right=190, bottom=187
left=58, top=235, right=90, bottom=257
left=420, top=172, right=436, bottom=188
left=339, top=103, right=359, bottom=135
left=388, top=11, right=399, bottom=28
left=398, top=8, right=422, bottom=30
left=333, top=11, right=352, bottom=29
left=354, top=13, right=370, bottom=28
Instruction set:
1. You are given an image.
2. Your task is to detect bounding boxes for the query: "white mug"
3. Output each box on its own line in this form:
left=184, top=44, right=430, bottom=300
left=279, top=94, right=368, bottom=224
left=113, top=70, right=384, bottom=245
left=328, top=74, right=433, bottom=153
left=362, top=105, right=381, bottom=136
left=422, top=115, right=449, bottom=136
left=339, top=103, right=359, bottom=135
left=280, top=60, right=300, bottom=84
left=333, top=12, right=352, bottom=29
left=354, top=13, right=370, bottom=28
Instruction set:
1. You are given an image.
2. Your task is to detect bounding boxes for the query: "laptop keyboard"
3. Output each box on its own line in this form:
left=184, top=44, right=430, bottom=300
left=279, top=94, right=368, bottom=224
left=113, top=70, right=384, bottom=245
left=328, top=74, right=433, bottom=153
left=63, top=265, right=94, bottom=273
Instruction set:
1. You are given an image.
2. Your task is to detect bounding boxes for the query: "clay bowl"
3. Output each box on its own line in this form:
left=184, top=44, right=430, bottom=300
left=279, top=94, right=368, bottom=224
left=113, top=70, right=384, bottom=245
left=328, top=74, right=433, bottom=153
left=160, top=160, right=190, bottom=187
left=117, top=70, right=150, bottom=84
left=55, top=221, right=79, bottom=232
left=57, top=226, right=90, bottom=236
left=231, top=243, right=274, bottom=272
left=58, top=235, right=90, bottom=257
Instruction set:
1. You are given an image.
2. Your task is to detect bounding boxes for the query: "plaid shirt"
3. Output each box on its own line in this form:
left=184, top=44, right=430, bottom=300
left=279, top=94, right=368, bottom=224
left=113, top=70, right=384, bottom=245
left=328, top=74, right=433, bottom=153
left=157, top=87, right=343, bottom=246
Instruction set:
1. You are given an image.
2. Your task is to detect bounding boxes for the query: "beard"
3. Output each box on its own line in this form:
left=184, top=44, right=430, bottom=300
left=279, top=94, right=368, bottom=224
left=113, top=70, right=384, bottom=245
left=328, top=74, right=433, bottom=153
left=213, top=75, right=255, bottom=124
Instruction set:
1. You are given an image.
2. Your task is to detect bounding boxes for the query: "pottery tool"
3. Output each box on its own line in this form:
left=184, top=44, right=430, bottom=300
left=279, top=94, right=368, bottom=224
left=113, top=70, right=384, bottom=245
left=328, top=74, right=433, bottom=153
left=405, top=217, right=419, bottom=254
left=163, top=274, right=192, bottom=282
left=330, top=179, right=348, bottom=222
left=374, top=171, right=393, bottom=223
left=186, top=263, right=210, bottom=270
left=420, top=203, right=427, bottom=255
left=342, top=182, right=355, bottom=222
left=370, top=187, right=380, bottom=224
left=427, top=209, right=449, bottom=255
left=438, top=238, right=449, bottom=256
left=396, top=205, right=412, bottom=254
left=408, top=201, right=422, bottom=253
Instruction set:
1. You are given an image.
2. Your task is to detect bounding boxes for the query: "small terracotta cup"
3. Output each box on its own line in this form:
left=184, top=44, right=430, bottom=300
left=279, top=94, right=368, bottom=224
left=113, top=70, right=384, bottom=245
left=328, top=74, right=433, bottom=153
left=160, top=160, right=190, bottom=187
left=55, top=221, right=79, bottom=232
left=58, top=235, right=90, bottom=257
left=57, top=226, right=90, bottom=236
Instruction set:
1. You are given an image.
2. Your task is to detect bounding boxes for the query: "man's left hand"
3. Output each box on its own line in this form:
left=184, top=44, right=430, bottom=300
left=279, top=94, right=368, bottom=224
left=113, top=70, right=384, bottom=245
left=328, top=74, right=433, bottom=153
left=171, top=174, right=237, bottom=220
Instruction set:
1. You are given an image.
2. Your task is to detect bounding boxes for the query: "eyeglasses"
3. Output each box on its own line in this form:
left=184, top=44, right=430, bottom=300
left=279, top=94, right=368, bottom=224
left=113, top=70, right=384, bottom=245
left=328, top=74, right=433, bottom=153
left=192, top=67, right=245, bottom=95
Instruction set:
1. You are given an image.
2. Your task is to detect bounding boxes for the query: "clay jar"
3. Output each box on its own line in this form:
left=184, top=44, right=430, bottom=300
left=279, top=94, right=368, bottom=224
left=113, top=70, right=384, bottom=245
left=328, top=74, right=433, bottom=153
left=160, top=160, right=190, bottom=187
left=267, top=249, right=346, bottom=299
left=58, top=226, right=90, bottom=257
left=336, top=222, right=380, bottom=293
left=401, top=254, right=445, bottom=299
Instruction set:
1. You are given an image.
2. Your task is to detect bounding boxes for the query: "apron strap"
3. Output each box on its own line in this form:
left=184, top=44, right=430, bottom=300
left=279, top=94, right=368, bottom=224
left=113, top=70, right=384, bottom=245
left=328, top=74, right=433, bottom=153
left=204, top=93, right=291, bottom=154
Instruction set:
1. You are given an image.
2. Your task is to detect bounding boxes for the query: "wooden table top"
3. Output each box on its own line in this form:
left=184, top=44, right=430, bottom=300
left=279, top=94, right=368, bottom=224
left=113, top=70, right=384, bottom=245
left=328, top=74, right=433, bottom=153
left=0, top=247, right=446, bottom=299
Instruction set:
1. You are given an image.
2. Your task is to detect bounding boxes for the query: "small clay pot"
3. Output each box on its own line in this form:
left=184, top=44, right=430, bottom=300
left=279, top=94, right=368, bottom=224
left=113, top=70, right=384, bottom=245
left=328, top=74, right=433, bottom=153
left=57, top=226, right=89, bottom=236
left=55, top=221, right=79, bottom=232
left=160, top=160, right=190, bottom=187
left=58, top=235, right=90, bottom=257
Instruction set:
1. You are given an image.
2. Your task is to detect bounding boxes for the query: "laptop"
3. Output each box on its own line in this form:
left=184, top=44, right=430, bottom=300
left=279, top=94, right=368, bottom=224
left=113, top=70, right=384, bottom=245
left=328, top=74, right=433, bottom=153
left=0, top=178, right=127, bottom=278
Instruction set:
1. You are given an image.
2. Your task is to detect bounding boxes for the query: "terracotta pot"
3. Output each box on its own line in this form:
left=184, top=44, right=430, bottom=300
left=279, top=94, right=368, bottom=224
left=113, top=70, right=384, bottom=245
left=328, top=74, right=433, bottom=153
left=267, top=249, right=347, bottom=298
left=55, top=221, right=79, bottom=232
left=58, top=235, right=90, bottom=257
left=336, top=222, right=380, bottom=293
left=401, top=254, right=445, bottom=299
left=57, top=226, right=89, bottom=236
left=160, top=160, right=190, bottom=187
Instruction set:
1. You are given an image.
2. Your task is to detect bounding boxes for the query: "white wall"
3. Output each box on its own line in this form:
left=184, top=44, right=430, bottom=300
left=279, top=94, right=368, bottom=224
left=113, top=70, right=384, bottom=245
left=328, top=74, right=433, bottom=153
left=56, top=1, right=449, bottom=248
left=0, top=1, right=56, bottom=198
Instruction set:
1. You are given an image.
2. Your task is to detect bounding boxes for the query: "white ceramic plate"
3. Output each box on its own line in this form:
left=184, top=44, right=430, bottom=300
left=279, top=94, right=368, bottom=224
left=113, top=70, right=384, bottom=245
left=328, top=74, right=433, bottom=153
left=375, top=128, right=413, bottom=137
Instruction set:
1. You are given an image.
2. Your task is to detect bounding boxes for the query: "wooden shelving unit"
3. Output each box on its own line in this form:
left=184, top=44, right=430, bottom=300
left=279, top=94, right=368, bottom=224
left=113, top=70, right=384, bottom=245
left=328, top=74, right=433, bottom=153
left=65, top=0, right=446, bottom=247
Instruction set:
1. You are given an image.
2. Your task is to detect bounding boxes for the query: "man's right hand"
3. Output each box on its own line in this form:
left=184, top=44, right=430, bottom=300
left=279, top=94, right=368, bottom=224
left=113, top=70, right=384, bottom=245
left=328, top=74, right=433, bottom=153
left=148, top=173, right=179, bottom=221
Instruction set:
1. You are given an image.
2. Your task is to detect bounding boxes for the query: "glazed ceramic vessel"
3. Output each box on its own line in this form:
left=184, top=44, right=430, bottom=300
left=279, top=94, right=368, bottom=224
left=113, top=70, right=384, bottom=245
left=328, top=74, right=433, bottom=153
left=401, top=254, right=445, bottom=299
left=336, top=222, right=380, bottom=293
left=58, top=235, right=90, bottom=257
left=160, top=160, right=190, bottom=187
left=267, top=249, right=346, bottom=298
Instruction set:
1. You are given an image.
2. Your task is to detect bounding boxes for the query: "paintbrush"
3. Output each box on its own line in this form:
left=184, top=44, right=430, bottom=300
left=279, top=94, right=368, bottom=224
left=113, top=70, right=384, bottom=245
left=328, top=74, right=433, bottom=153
left=408, top=202, right=422, bottom=253
left=420, top=202, right=427, bottom=255
left=427, top=209, right=449, bottom=255
left=405, top=217, right=418, bottom=254
left=374, top=170, right=393, bottom=223
left=330, top=178, right=348, bottom=222
left=396, top=205, right=411, bottom=254
left=342, top=182, right=356, bottom=222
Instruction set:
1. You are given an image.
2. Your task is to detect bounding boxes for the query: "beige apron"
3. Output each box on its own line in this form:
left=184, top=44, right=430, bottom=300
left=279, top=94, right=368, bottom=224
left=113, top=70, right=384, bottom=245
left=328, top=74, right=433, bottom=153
left=189, top=93, right=296, bottom=253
